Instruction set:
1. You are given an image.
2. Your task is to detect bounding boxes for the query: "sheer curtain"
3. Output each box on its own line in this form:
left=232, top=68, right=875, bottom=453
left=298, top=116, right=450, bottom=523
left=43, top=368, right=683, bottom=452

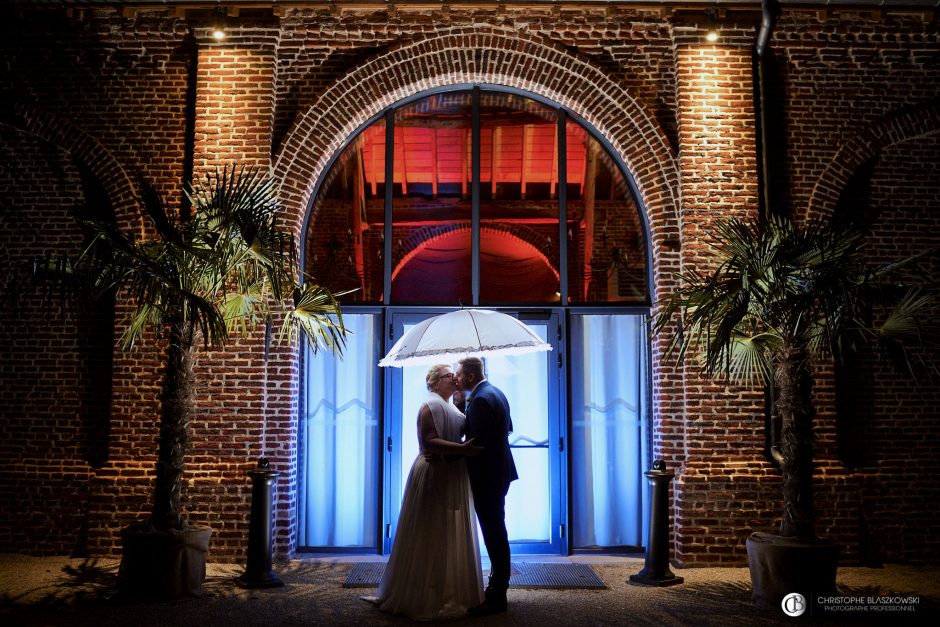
left=299, top=314, right=379, bottom=548
left=570, top=314, right=648, bottom=548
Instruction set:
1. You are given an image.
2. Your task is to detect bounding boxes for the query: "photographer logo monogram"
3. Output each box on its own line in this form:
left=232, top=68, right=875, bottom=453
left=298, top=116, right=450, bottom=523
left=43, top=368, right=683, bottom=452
left=782, top=593, right=807, bottom=617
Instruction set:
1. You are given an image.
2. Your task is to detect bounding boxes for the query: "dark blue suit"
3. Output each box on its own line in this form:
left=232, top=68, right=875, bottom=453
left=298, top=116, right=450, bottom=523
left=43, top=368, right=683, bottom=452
left=464, top=380, right=517, bottom=593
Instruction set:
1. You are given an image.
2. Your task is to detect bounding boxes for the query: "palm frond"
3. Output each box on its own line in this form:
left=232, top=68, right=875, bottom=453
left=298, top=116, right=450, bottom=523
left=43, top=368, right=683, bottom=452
left=651, top=212, right=935, bottom=387
left=15, top=166, right=346, bottom=357
left=122, top=302, right=165, bottom=350
left=726, top=331, right=778, bottom=386
left=218, top=281, right=267, bottom=337
left=6, top=252, right=89, bottom=317
left=280, top=285, right=351, bottom=354
left=866, top=245, right=937, bottom=282
left=137, top=177, right=181, bottom=244
left=878, top=289, right=936, bottom=345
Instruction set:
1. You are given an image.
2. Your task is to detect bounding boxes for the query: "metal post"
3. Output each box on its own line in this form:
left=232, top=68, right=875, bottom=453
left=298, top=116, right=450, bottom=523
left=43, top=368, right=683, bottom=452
left=630, top=459, right=684, bottom=586
left=236, top=458, right=284, bottom=588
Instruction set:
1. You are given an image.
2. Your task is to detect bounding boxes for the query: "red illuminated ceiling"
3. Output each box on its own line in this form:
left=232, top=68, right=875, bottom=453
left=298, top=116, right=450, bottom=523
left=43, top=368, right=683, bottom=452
left=359, top=123, right=587, bottom=196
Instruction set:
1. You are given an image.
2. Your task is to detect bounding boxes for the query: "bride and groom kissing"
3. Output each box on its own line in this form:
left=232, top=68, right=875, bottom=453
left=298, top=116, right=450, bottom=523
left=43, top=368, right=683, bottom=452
left=364, top=356, right=518, bottom=621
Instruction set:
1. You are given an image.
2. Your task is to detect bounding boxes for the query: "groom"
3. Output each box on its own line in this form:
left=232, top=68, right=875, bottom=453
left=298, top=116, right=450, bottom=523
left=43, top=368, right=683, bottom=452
left=455, top=356, right=518, bottom=615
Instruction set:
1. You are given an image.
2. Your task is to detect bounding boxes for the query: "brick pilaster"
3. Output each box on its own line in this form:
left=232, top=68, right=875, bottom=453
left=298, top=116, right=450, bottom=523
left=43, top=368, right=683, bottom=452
left=673, top=33, right=764, bottom=564
left=194, top=40, right=276, bottom=172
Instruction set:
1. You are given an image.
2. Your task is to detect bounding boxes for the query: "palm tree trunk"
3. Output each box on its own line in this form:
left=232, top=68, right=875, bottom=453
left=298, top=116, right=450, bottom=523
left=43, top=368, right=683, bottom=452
left=775, top=341, right=816, bottom=539
left=151, top=319, right=195, bottom=530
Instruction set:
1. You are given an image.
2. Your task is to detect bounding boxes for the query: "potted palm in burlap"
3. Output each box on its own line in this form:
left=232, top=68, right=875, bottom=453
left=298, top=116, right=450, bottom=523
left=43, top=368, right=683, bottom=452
left=24, top=167, right=347, bottom=599
left=651, top=213, right=933, bottom=609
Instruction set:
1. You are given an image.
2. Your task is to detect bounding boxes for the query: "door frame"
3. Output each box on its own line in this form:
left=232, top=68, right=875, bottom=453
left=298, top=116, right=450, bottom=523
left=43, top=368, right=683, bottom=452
left=382, top=306, right=568, bottom=555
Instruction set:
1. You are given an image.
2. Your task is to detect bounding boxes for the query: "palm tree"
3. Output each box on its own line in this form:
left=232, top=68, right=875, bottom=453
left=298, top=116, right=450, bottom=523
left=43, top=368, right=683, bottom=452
left=29, top=166, right=347, bottom=532
left=652, top=214, right=933, bottom=540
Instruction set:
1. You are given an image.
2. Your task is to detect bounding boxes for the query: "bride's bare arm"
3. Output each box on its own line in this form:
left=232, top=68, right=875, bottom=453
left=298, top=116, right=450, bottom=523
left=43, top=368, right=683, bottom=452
left=418, top=405, right=481, bottom=456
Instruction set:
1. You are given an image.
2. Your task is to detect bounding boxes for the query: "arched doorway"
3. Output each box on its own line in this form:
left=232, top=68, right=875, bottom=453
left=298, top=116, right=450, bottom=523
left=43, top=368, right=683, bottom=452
left=298, top=87, right=651, bottom=555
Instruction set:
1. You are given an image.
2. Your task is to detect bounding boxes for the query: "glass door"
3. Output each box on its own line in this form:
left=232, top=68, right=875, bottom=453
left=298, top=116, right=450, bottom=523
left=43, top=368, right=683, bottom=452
left=383, top=309, right=446, bottom=553
left=489, top=310, right=565, bottom=554
left=299, top=312, right=382, bottom=551
left=384, top=308, right=566, bottom=555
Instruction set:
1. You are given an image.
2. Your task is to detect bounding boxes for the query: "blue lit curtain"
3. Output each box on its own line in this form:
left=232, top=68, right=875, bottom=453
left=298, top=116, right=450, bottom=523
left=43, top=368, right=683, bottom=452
left=299, top=314, right=379, bottom=548
left=570, top=314, right=648, bottom=548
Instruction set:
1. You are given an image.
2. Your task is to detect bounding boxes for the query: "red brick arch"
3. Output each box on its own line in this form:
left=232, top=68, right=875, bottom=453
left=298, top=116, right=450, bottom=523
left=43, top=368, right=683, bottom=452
left=273, top=28, right=680, bottom=292
left=804, top=99, right=940, bottom=224
left=3, top=102, right=144, bottom=234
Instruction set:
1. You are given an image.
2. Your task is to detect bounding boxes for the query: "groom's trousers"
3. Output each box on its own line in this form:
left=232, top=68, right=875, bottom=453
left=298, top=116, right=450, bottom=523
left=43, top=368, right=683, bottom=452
left=472, top=487, right=511, bottom=591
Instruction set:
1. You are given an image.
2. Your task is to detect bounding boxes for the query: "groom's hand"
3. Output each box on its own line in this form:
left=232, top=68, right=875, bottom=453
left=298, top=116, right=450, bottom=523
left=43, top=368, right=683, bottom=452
left=461, top=437, right=484, bottom=457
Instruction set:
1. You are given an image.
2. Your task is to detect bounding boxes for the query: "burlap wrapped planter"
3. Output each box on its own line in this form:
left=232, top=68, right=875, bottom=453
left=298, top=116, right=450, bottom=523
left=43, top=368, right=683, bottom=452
left=118, top=525, right=213, bottom=600
left=746, top=531, right=839, bottom=611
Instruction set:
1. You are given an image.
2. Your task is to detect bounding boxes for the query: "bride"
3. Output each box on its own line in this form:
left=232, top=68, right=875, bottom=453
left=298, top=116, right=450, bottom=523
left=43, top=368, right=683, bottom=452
left=367, top=364, right=484, bottom=620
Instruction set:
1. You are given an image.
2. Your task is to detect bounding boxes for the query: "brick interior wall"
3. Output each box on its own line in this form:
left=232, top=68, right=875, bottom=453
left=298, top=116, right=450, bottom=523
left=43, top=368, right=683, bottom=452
left=1, top=4, right=937, bottom=565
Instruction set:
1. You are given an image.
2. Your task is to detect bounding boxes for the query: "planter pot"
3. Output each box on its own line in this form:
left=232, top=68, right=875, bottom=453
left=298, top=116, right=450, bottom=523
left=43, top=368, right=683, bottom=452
left=118, top=524, right=213, bottom=600
left=746, top=531, right=839, bottom=611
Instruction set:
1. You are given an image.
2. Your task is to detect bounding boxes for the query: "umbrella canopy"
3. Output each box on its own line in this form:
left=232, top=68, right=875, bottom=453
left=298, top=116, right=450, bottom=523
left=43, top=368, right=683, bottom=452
left=378, top=309, right=552, bottom=368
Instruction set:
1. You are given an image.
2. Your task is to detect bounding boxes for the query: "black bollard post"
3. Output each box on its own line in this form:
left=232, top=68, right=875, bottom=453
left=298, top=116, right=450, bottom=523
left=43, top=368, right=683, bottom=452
left=630, top=459, right=684, bottom=587
left=236, top=458, right=284, bottom=588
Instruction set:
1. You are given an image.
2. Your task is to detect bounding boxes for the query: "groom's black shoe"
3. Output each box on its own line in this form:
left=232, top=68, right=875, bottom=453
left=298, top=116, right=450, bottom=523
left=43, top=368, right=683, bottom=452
left=468, top=599, right=507, bottom=616
left=468, top=586, right=508, bottom=616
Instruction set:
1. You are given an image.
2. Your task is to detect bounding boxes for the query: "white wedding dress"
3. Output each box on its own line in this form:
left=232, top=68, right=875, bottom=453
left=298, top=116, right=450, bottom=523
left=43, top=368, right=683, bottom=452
left=373, top=393, right=484, bottom=620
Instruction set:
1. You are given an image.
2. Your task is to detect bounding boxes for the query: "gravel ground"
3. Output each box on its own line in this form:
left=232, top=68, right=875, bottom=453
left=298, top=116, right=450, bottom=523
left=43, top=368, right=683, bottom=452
left=1, top=553, right=937, bottom=626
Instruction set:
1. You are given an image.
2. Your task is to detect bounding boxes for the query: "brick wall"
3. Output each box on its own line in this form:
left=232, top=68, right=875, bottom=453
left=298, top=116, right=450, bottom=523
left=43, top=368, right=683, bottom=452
left=1, top=4, right=937, bottom=566
left=769, top=10, right=940, bottom=566
left=673, top=22, right=766, bottom=564
left=0, top=127, right=107, bottom=555
left=819, top=131, right=940, bottom=564
left=1, top=7, right=192, bottom=558
left=770, top=11, right=940, bottom=223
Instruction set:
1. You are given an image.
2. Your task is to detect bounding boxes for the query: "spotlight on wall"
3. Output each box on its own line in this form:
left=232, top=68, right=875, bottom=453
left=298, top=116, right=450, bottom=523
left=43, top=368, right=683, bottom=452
left=212, top=6, right=227, bottom=40
left=705, top=8, right=720, bottom=43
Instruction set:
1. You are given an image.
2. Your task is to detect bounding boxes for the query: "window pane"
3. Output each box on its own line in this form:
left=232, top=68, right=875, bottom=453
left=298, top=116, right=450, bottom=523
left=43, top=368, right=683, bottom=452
left=306, top=121, right=386, bottom=303
left=299, top=314, right=380, bottom=548
left=566, top=123, right=648, bottom=303
left=479, top=93, right=560, bottom=304
left=390, top=93, right=473, bottom=304
left=570, top=314, right=646, bottom=548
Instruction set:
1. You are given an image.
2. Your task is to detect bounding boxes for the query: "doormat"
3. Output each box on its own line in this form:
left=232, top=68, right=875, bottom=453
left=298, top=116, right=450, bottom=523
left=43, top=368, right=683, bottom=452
left=343, top=562, right=606, bottom=590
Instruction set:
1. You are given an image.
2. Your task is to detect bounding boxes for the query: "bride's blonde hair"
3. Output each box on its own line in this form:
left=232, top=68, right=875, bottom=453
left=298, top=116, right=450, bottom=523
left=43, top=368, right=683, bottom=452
left=425, top=364, right=452, bottom=391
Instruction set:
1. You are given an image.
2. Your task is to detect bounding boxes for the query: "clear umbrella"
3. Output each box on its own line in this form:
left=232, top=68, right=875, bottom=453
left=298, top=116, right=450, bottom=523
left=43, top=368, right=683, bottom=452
left=378, top=309, right=552, bottom=368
